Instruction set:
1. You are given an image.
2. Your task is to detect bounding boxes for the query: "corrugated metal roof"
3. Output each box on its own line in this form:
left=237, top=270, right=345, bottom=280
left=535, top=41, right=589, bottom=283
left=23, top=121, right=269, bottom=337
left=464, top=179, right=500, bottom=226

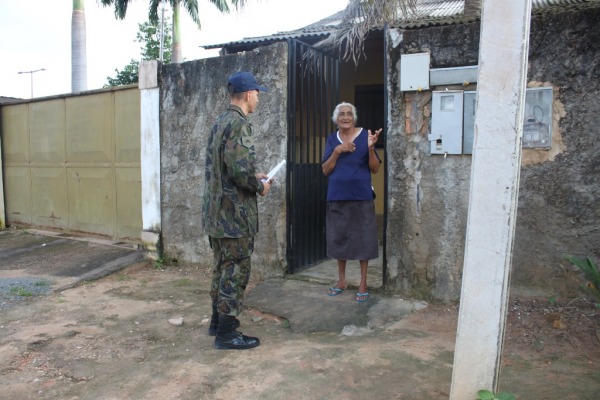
left=535, top=0, right=596, bottom=6
left=414, top=0, right=464, bottom=18
left=202, top=10, right=345, bottom=50
left=203, top=31, right=330, bottom=51
left=203, top=0, right=600, bottom=50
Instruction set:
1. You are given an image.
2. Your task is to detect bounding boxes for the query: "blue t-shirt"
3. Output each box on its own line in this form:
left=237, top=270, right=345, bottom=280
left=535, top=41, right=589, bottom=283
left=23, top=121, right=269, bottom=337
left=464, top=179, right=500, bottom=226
left=322, top=128, right=380, bottom=201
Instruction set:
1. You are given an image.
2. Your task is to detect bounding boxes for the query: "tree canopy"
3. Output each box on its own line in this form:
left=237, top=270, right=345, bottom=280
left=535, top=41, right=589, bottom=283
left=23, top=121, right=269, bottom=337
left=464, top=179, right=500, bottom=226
left=105, top=18, right=172, bottom=87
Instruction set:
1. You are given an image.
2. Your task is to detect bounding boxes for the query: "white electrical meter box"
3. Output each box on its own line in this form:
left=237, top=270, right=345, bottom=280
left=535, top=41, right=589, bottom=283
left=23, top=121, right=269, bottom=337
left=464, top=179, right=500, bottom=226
left=400, top=53, right=430, bottom=91
left=463, top=91, right=476, bottom=155
left=429, top=90, right=464, bottom=155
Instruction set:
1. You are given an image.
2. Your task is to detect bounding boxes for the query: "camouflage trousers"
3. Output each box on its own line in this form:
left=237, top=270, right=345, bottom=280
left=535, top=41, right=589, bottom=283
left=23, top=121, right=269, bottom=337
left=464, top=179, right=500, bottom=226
left=209, top=236, right=254, bottom=317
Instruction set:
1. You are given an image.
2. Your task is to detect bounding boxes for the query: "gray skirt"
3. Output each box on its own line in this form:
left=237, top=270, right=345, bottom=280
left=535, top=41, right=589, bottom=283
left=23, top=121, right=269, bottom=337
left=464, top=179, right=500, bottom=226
left=326, top=200, right=379, bottom=260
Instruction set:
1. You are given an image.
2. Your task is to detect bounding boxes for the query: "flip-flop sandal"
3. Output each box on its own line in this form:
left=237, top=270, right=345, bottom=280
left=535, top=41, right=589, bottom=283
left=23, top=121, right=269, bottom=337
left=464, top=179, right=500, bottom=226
left=356, top=292, right=369, bottom=302
left=327, top=287, right=344, bottom=296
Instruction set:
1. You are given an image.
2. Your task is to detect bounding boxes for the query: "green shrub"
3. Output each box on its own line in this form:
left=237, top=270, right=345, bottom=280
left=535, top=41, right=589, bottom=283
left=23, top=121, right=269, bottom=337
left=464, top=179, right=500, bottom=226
left=10, top=287, right=32, bottom=297
left=477, top=389, right=516, bottom=400
left=565, top=255, right=600, bottom=305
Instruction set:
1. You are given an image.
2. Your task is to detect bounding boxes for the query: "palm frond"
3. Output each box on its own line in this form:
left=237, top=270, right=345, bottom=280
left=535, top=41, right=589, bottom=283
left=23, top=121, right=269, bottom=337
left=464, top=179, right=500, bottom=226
left=566, top=255, right=600, bottom=302
left=99, top=0, right=236, bottom=27
left=212, top=0, right=232, bottom=13
left=230, top=0, right=250, bottom=10
left=149, top=0, right=160, bottom=23
left=181, top=0, right=202, bottom=26
left=99, top=0, right=130, bottom=20
left=315, top=0, right=419, bottom=65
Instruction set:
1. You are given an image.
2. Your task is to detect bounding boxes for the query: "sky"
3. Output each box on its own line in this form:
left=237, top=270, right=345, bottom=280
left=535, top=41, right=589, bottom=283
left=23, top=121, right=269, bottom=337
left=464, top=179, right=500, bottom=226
left=0, top=0, right=348, bottom=99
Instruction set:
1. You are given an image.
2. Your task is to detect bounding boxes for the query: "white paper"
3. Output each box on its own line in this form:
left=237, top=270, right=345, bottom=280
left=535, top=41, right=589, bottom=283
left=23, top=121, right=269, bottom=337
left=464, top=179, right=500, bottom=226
left=262, top=159, right=286, bottom=182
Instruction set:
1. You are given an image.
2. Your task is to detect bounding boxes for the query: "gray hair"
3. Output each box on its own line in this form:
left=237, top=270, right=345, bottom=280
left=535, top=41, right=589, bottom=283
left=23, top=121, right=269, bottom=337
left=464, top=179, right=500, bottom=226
left=331, top=102, right=358, bottom=124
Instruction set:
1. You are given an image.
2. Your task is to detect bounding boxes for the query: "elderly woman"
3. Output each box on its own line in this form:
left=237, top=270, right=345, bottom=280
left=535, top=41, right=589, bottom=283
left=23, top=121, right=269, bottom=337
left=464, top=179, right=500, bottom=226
left=322, top=102, right=382, bottom=302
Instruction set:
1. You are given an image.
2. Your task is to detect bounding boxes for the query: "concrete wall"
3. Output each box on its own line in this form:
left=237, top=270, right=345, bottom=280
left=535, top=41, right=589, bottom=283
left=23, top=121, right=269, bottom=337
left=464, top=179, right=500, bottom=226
left=153, top=7, right=598, bottom=300
left=158, top=43, right=289, bottom=279
left=386, top=8, right=600, bottom=300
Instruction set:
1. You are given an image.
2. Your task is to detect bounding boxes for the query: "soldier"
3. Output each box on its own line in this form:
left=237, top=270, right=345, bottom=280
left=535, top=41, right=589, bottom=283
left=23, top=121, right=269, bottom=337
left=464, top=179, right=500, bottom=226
left=202, top=71, right=271, bottom=350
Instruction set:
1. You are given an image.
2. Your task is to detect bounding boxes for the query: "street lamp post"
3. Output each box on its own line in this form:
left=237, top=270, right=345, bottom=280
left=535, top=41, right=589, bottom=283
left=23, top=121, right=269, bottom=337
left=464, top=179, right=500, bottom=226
left=159, top=0, right=167, bottom=62
left=18, top=68, right=46, bottom=98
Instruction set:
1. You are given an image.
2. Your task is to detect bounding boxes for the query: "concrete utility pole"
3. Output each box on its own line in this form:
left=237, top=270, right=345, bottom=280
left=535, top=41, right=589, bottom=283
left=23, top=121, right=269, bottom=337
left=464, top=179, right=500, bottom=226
left=450, top=0, right=532, bottom=398
left=138, top=60, right=162, bottom=260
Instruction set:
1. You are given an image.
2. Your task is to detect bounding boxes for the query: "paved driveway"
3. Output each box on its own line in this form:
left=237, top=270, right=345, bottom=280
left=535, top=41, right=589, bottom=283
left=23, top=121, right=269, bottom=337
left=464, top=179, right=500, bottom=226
left=0, top=228, right=143, bottom=306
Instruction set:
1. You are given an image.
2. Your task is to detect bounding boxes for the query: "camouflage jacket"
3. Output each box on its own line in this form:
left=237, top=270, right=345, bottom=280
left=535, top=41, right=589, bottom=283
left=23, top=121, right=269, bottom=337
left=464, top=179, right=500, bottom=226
left=202, top=105, right=265, bottom=238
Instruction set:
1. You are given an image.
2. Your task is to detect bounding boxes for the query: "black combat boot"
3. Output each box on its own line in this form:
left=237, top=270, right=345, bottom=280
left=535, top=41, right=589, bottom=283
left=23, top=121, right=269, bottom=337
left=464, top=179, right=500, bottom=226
left=208, top=304, right=240, bottom=336
left=214, top=315, right=260, bottom=350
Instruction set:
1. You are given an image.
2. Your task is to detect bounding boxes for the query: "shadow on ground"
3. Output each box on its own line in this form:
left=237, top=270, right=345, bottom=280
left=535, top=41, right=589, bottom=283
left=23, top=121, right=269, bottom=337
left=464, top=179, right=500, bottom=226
left=245, top=278, right=426, bottom=334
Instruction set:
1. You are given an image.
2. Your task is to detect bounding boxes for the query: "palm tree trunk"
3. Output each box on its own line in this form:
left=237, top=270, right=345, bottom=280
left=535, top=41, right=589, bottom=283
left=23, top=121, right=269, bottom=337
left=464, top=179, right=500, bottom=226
left=171, top=3, right=182, bottom=63
left=71, top=0, right=88, bottom=92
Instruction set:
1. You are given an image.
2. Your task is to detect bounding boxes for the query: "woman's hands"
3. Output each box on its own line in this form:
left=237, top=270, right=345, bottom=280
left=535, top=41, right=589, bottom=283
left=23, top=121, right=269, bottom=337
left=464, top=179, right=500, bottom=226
left=368, top=128, right=382, bottom=149
left=335, top=142, right=356, bottom=154
left=368, top=129, right=382, bottom=174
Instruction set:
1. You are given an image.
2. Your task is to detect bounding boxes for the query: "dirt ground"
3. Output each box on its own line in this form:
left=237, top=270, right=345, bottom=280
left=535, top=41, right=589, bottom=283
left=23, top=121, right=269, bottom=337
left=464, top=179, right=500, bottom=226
left=1, top=261, right=599, bottom=400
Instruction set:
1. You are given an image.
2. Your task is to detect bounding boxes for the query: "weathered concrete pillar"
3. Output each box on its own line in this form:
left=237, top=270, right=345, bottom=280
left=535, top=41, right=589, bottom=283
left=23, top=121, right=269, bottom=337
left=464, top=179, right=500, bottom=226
left=139, top=60, right=162, bottom=259
left=0, top=127, right=5, bottom=228
left=450, top=0, right=532, bottom=398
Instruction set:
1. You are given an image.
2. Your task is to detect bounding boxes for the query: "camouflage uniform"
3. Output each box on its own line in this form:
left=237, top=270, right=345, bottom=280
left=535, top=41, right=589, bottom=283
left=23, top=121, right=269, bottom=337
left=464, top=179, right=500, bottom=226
left=203, top=104, right=264, bottom=317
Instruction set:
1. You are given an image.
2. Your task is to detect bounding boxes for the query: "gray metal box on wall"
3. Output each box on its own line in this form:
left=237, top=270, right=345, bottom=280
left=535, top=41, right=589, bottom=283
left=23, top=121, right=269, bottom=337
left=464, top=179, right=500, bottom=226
left=400, top=53, right=430, bottom=91
left=430, top=65, right=479, bottom=86
left=429, top=90, right=463, bottom=154
left=460, top=87, right=553, bottom=153
left=523, top=87, right=553, bottom=148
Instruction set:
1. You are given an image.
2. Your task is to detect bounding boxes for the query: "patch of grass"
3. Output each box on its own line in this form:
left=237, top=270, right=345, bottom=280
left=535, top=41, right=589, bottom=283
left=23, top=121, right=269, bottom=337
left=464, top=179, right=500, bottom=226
left=174, top=278, right=192, bottom=287
left=34, top=280, right=49, bottom=287
left=153, top=258, right=165, bottom=270
left=56, top=297, right=67, bottom=303
left=116, top=273, right=132, bottom=282
left=477, top=390, right=516, bottom=400
left=436, top=350, right=455, bottom=364
left=10, top=286, right=33, bottom=297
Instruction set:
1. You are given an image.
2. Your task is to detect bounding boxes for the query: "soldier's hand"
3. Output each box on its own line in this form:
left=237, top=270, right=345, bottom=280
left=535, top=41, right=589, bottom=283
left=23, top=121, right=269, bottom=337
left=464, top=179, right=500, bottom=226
left=260, top=180, right=271, bottom=196
left=257, top=172, right=271, bottom=196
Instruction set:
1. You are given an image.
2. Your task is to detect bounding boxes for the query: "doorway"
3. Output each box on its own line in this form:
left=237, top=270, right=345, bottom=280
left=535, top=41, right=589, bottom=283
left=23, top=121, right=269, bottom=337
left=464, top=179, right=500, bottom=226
left=287, top=31, right=387, bottom=291
left=286, top=39, right=339, bottom=274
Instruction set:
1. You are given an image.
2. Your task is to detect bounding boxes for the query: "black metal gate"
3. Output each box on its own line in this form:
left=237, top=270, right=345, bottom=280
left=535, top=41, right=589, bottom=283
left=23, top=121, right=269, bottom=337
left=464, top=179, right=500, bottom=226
left=286, top=39, right=339, bottom=274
